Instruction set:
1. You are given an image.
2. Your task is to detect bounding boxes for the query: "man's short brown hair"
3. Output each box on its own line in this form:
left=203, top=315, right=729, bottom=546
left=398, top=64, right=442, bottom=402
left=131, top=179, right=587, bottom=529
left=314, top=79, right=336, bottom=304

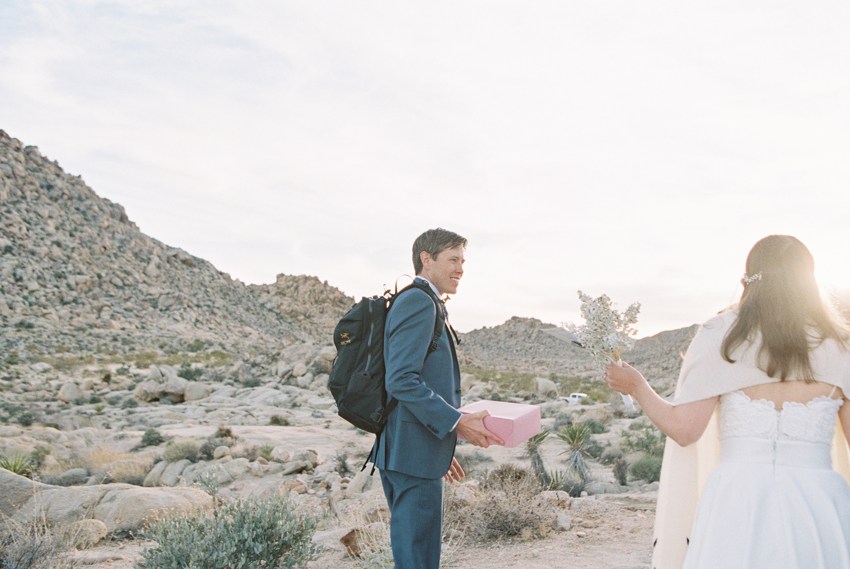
left=412, top=228, right=467, bottom=275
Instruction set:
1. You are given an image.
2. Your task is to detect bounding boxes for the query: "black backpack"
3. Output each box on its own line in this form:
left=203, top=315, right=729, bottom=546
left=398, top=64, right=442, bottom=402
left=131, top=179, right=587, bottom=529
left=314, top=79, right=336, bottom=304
left=328, top=279, right=447, bottom=434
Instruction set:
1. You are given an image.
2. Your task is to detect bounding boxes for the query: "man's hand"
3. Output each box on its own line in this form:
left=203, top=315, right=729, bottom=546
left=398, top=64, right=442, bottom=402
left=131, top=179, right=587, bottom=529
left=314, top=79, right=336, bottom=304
left=444, top=457, right=464, bottom=483
left=456, top=410, right=504, bottom=448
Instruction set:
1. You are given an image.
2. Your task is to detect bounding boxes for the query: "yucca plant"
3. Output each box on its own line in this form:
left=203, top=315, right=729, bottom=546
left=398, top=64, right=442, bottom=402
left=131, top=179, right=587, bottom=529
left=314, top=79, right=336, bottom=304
left=556, top=423, right=592, bottom=483
left=0, top=452, right=33, bottom=476
left=523, top=430, right=551, bottom=487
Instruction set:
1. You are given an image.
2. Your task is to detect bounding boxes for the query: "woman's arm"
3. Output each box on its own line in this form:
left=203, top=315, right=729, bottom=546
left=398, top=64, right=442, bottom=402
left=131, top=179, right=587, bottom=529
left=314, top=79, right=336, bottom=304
left=605, top=362, right=718, bottom=447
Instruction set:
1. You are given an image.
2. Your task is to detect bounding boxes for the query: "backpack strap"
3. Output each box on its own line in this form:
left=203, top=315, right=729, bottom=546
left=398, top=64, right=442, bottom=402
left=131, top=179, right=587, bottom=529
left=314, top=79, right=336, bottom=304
left=408, top=279, right=446, bottom=353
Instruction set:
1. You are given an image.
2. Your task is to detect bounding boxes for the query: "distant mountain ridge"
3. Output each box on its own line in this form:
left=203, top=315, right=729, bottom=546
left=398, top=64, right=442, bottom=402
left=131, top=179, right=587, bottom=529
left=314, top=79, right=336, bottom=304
left=0, top=129, right=698, bottom=381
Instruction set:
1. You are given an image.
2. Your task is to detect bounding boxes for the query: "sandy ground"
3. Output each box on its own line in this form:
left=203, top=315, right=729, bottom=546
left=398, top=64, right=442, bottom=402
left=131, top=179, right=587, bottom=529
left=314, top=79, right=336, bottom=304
left=59, top=410, right=655, bottom=568
left=66, top=492, right=655, bottom=569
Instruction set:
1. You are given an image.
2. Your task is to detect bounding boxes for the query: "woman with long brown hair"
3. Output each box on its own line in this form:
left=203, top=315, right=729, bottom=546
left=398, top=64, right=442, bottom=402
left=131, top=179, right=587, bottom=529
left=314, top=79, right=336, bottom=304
left=606, top=235, right=850, bottom=569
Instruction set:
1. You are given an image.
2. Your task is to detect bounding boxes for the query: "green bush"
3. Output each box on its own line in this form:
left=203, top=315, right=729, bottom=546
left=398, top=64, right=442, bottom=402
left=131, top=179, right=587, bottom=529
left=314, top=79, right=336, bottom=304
left=140, top=427, right=166, bottom=447
left=629, top=454, right=662, bottom=483
left=242, top=377, right=262, bottom=388
left=269, top=415, right=290, bottom=426
left=613, top=458, right=629, bottom=486
left=599, top=445, right=623, bottom=465
left=178, top=362, right=204, bottom=381
left=622, top=423, right=666, bottom=457
left=121, top=397, right=139, bottom=409
left=581, top=419, right=607, bottom=434
left=260, top=444, right=275, bottom=462
left=141, top=496, right=320, bottom=569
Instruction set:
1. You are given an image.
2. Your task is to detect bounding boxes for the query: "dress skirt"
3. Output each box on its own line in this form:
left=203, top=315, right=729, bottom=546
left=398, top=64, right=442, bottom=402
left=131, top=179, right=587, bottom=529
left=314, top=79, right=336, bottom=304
left=682, top=438, right=850, bottom=569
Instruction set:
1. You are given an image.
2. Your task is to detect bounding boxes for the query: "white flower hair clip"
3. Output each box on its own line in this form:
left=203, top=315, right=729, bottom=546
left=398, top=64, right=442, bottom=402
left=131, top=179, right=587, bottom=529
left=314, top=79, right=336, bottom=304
left=743, top=272, right=762, bottom=284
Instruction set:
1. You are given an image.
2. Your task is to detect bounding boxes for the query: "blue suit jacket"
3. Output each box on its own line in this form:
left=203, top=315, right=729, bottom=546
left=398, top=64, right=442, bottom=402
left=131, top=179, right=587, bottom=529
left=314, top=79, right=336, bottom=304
left=374, top=283, right=462, bottom=479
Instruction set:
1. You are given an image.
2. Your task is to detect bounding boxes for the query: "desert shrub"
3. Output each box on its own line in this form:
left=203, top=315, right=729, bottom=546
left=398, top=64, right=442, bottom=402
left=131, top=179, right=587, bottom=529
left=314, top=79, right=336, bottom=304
left=613, top=458, right=629, bottom=486
left=445, top=464, right=546, bottom=541
left=547, top=469, right=586, bottom=497
left=178, top=362, right=203, bottom=381
left=187, top=340, right=205, bottom=352
left=0, top=518, right=75, bottom=569
left=140, top=496, right=320, bottom=569
left=198, top=441, right=218, bottom=461
left=193, top=469, right=221, bottom=497
left=629, top=454, right=662, bottom=483
left=0, top=452, right=33, bottom=476
left=121, top=397, right=138, bottom=409
left=599, top=445, right=623, bottom=465
left=29, top=447, right=50, bottom=472
left=162, top=438, right=200, bottom=463
left=212, top=426, right=234, bottom=440
left=242, top=377, right=262, bottom=388
left=17, top=411, right=35, bottom=427
left=583, top=437, right=604, bottom=459
left=333, top=451, right=351, bottom=476
left=102, top=460, right=149, bottom=485
left=237, top=445, right=261, bottom=462
left=581, top=418, right=608, bottom=434
left=552, top=412, right=572, bottom=432
left=269, top=415, right=290, bottom=426
left=259, top=444, right=274, bottom=462
left=622, top=423, right=666, bottom=457
left=140, top=427, right=166, bottom=447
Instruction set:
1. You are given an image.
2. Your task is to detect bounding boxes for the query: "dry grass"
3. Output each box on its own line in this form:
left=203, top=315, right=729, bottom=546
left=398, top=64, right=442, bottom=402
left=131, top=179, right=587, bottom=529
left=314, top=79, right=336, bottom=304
left=0, top=517, right=77, bottom=569
left=445, top=464, right=547, bottom=542
left=39, top=446, right=153, bottom=484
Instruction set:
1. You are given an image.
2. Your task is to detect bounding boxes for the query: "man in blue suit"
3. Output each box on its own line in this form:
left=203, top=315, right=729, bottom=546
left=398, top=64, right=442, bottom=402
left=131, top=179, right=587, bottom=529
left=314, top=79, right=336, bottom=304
left=374, top=228, right=503, bottom=569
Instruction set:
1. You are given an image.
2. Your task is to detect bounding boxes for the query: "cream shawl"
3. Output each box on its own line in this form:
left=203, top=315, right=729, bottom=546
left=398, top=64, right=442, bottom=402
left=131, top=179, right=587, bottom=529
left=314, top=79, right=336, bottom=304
left=652, top=310, right=850, bottom=569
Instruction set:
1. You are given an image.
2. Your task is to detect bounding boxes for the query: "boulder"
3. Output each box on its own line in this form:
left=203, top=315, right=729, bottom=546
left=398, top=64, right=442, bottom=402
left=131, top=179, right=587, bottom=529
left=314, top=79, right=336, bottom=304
left=160, top=459, right=192, bottom=487
left=532, top=376, right=559, bottom=398
left=143, top=460, right=168, bottom=487
left=55, top=468, right=90, bottom=487
left=92, top=486, right=212, bottom=533
left=59, top=519, right=108, bottom=549
left=134, top=380, right=161, bottom=402
left=0, top=469, right=48, bottom=518
left=460, top=373, right=477, bottom=393
left=57, top=382, right=84, bottom=403
left=346, top=467, right=379, bottom=497
left=270, top=447, right=291, bottom=463
left=184, top=381, right=212, bottom=401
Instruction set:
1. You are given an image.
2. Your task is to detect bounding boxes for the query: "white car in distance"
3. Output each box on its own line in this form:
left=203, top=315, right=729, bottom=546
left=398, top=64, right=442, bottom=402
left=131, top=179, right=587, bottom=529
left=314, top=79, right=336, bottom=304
left=560, top=392, right=588, bottom=405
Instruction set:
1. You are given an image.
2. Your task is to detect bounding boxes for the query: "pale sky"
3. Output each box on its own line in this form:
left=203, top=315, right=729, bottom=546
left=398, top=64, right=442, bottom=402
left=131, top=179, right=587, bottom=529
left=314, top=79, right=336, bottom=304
left=2, top=2, right=850, bottom=336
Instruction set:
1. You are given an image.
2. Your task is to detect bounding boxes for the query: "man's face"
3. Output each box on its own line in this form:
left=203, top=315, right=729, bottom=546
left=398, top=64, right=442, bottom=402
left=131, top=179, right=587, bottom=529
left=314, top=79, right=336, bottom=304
left=421, top=246, right=465, bottom=296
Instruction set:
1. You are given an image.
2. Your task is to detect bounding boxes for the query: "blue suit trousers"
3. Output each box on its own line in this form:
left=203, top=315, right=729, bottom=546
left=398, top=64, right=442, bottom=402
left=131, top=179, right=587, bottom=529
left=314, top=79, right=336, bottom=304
left=379, top=469, right=444, bottom=569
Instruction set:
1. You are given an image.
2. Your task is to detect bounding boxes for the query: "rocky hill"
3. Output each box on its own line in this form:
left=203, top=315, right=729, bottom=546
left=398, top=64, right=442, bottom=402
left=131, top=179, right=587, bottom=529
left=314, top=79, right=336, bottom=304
left=0, top=128, right=700, bottom=384
left=0, top=130, right=353, bottom=365
left=459, top=316, right=698, bottom=392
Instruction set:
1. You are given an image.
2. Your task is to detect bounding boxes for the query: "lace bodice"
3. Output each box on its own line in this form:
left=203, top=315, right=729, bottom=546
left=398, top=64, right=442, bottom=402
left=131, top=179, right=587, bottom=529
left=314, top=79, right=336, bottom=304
left=718, top=390, right=841, bottom=445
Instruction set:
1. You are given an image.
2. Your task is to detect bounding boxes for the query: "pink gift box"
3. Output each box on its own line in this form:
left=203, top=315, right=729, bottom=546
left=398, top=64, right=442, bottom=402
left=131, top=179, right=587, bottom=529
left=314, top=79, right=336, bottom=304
left=457, top=400, right=541, bottom=447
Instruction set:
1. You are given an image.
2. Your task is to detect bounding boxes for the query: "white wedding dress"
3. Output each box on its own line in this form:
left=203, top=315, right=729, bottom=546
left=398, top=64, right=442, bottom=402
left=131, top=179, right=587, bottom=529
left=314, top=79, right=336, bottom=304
left=682, top=389, right=850, bottom=569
